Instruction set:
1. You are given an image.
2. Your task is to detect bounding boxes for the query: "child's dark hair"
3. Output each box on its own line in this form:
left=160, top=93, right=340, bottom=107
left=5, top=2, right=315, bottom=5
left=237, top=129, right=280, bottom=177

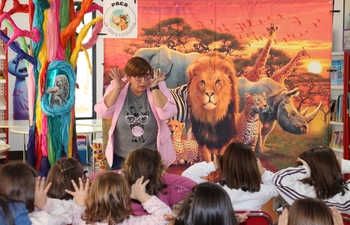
left=298, top=146, right=347, bottom=199
left=220, top=142, right=261, bottom=192
left=175, top=182, right=238, bottom=225
left=122, top=147, right=167, bottom=196
left=288, top=197, right=334, bottom=225
left=46, top=157, right=84, bottom=200
left=0, top=162, right=38, bottom=212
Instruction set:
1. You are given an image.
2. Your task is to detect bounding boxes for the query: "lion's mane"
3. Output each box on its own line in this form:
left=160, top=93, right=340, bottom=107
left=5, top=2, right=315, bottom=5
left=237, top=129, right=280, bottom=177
left=187, top=52, right=238, bottom=149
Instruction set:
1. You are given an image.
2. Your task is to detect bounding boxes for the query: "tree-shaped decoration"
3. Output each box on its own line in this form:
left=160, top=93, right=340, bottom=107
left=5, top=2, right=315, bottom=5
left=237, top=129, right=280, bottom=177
left=0, top=0, right=103, bottom=176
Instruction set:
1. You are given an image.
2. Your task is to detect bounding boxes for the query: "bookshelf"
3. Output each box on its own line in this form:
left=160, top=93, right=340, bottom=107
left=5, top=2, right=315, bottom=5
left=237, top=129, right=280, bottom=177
left=343, top=52, right=350, bottom=163
left=330, top=52, right=345, bottom=158
left=0, top=29, right=8, bottom=161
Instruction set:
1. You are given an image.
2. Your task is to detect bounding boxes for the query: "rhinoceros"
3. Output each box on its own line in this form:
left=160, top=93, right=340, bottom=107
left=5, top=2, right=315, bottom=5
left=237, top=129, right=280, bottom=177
left=238, top=76, right=321, bottom=152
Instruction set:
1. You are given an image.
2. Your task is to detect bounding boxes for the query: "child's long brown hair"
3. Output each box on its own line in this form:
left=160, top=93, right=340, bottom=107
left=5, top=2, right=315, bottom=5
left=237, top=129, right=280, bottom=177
left=299, top=146, right=347, bottom=199
left=46, top=157, right=84, bottom=200
left=83, top=172, right=133, bottom=224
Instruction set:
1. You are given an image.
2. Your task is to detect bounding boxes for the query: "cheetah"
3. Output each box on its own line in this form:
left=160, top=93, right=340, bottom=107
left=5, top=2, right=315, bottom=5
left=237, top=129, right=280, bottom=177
left=167, top=120, right=200, bottom=165
left=235, top=92, right=269, bottom=151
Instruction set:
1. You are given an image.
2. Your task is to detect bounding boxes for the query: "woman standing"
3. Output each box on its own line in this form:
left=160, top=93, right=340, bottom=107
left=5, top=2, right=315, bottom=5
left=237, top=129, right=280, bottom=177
left=94, top=56, right=177, bottom=170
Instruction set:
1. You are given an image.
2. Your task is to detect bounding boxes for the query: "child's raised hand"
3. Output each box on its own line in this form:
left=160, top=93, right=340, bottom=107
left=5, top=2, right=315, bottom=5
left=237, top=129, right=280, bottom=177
left=34, top=176, right=52, bottom=209
left=257, top=158, right=265, bottom=176
left=331, top=206, right=344, bottom=225
left=65, top=177, right=90, bottom=207
left=236, top=211, right=250, bottom=223
left=130, top=176, right=151, bottom=203
left=164, top=213, right=177, bottom=222
left=297, top=157, right=311, bottom=171
left=278, top=208, right=289, bottom=225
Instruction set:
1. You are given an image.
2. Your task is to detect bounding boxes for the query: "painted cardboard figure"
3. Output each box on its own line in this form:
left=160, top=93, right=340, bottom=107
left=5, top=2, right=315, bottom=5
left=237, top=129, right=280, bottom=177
left=8, top=53, right=29, bottom=120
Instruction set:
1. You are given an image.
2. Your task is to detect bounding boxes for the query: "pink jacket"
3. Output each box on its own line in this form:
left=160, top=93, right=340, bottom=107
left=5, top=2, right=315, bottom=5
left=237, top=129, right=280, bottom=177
left=94, top=81, right=177, bottom=167
left=132, top=172, right=196, bottom=216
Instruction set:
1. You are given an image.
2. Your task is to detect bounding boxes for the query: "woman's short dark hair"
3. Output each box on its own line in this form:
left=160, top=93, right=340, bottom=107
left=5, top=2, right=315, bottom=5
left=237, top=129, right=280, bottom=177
left=288, top=197, right=334, bottom=225
left=122, top=147, right=166, bottom=196
left=299, top=146, right=346, bottom=199
left=220, top=142, right=261, bottom=192
left=175, top=182, right=238, bottom=225
left=124, top=56, right=152, bottom=77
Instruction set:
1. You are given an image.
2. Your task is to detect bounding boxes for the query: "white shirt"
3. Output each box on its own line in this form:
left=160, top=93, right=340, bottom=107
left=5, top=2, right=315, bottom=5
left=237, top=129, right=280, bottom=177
left=272, top=159, right=350, bottom=213
left=182, top=161, right=278, bottom=211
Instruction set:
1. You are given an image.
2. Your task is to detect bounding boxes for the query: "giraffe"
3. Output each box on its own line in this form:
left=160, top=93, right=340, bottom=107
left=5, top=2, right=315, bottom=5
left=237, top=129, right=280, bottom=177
left=270, top=48, right=310, bottom=84
left=244, top=23, right=279, bottom=82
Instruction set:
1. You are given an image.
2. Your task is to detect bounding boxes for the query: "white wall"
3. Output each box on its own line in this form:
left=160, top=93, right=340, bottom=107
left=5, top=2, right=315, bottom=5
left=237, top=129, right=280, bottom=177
left=333, top=0, right=344, bottom=52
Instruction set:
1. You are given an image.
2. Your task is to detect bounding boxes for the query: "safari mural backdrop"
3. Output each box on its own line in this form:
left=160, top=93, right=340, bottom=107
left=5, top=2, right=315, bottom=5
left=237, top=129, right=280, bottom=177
left=103, top=0, right=334, bottom=171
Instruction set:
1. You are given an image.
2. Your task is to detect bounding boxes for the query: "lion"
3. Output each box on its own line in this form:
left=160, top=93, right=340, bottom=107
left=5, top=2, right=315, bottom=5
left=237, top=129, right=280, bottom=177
left=187, top=52, right=239, bottom=162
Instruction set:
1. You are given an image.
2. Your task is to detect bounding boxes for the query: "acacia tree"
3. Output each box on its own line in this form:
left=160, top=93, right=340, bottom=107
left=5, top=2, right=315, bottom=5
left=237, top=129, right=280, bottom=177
left=286, top=71, right=330, bottom=124
left=126, top=17, right=244, bottom=55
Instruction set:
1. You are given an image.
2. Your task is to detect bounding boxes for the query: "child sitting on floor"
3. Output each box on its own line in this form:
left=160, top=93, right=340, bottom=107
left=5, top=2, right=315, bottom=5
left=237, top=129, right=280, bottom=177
left=66, top=172, right=172, bottom=225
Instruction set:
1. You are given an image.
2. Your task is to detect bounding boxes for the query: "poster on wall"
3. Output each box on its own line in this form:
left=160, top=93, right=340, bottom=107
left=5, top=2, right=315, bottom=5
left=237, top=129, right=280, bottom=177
left=103, top=0, right=333, bottom=171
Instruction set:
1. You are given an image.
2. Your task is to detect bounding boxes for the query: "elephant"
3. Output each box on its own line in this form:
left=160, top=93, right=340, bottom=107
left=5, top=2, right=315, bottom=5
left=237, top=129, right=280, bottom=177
left=134, top=46, right=200, bottom=88
left=238, top=76, right=321, bottom=153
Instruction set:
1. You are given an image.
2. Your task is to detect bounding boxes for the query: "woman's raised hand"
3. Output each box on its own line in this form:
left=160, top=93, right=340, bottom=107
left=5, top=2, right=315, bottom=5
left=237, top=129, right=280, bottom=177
left=151, top=68, right=166, bottom=87
left=109, top=68, right=127, bottom=91
left=65, top=177, right=90, bottom=207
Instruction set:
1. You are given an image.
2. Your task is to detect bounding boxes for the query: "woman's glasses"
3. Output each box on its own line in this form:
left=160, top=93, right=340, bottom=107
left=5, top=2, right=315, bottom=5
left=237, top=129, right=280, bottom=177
left=134, top=73, right=152, bottom=81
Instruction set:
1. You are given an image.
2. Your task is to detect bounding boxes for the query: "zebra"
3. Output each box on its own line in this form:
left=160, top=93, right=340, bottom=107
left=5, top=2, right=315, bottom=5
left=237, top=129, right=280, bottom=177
left=168, top=84, right=189, bottom=123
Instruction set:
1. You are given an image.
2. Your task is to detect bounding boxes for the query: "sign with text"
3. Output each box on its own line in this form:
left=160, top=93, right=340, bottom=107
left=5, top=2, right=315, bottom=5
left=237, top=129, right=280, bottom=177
left=103, top=0, right=138, bottom=38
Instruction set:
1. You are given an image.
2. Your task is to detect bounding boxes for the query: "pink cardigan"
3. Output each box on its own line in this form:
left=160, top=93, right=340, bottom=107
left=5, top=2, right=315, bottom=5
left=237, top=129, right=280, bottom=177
left=94, top=81, right=177, bottom=167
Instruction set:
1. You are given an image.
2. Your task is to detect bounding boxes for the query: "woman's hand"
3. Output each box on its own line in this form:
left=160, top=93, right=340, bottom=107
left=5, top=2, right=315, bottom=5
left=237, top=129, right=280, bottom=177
left=130, top=176, right=151, bottom=203
left=34, top=177, right=52, bottom=209
left=150, top=68, right=166, bottom=87
left=109, top=68, right=127, bottom=91
left=65, top=177, right=90, bottom=207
